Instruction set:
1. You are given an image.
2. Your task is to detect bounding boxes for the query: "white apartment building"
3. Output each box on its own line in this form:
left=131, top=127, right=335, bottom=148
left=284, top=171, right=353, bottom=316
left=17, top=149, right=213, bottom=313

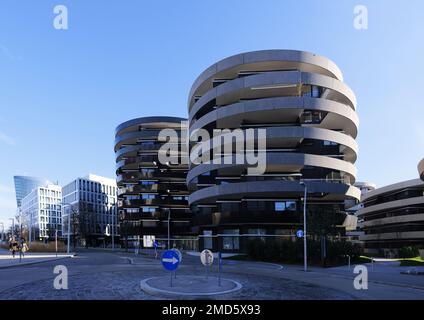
left=62, top=174, right=118, bottom=247
left=21, top=184, right=62, bottom=241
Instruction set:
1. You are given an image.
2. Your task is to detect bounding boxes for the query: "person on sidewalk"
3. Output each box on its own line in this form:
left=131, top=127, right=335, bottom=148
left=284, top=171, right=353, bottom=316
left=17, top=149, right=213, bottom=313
left=19, top=238, right=28, bottom=258
left=10, top=238, right=18, bottom=258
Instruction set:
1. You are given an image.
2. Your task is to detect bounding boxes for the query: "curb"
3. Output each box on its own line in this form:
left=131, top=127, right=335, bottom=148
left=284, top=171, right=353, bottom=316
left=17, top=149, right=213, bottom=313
left=0, top=255, right=74, bottom=270
left=140, top=276, right=243, bottom=298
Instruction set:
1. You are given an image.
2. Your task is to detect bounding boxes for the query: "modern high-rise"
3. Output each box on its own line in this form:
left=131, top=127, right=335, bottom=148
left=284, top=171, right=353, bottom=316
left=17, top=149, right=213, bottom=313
left=187, top=50, right=360, bottom=252
left=20, top=184, right=62, bottom=241
left=13, top=176, right=51, bottom=209
left=61, top=174, right=118, bottom=247
left=115, top=117, right=192, bottom=249
left=357, top=178, right=424, bottom=257
left=356, top=160, right=424, bottom=256
left=345, top=182, right=376, bottom=244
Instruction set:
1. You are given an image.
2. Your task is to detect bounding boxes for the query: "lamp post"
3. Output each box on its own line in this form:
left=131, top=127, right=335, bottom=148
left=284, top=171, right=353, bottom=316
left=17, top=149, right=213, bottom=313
left=300, top=181, right=308, bottom=272
left=0, top=222, right=4, bottom=241
left=62, top=203, right=76, bottom=254
left=9, top=218, right=14, bottom=239
left=111, top=205, right=115, bottom=251
left=167, top=208, right=171, bottom=249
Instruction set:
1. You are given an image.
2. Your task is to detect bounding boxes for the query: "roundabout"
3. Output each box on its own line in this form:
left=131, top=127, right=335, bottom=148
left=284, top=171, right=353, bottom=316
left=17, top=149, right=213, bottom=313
left=140, top=275, right=243, bottom=298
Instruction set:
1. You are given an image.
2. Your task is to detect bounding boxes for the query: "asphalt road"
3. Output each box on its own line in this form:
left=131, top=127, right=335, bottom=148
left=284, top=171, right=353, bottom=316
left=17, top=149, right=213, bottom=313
left=0, top=249, right=423, bottom=300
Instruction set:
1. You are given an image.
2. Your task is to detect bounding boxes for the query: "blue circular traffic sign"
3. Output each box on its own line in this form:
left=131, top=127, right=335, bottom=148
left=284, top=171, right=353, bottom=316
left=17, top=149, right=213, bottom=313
left=161, top=250, right=180, bottom=271
left=296, top=230, right=304, bottom=238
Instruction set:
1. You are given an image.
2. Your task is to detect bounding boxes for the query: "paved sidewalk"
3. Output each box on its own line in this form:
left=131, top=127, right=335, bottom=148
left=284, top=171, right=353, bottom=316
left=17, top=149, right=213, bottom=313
left=0, top=249, right=74, bottom=269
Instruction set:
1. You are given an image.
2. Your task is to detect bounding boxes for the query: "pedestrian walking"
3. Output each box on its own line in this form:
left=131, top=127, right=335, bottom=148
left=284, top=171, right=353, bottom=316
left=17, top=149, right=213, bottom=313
left=10, top=238, right=18, bottom=258
left=19, top=238, right=28, bottom=258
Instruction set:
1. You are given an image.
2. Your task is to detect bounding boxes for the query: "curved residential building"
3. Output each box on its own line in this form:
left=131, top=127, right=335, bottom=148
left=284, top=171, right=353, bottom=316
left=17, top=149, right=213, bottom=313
left=357, top=179, right=424, bottom=256
left=188, top=50, right=360, bottom=252
left=115, top=117, right=192, bottom=248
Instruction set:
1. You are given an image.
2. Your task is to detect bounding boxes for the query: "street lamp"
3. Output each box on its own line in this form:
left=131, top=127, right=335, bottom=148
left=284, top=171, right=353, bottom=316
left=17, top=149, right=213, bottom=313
left=0, top=222, right=4, bottom=241
left=300, top=181, right=308, bottom=272
left=62, top=203, right=77, bottom=254
left=106, top=195, right=115, bottom=251
left=9, top=218, right=14, bottom=239
left=167, top=208, right=171, bottom=249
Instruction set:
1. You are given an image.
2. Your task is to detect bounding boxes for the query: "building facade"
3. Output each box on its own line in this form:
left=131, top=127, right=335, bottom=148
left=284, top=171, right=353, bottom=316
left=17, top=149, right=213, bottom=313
left=13, top=176, right=51, bottom=208
left=345, top=182, right=376, bottom=244
left=187, top=49, right=360, bottom=252
left=21, top=184, right=62, bottom=241
left=419, top=158, right=424, bottom=181
left=62, top=174, right=118, bottom=247
left=115, top=117, right=192, bottom=249
left=357, top=178, right=424, bottom=256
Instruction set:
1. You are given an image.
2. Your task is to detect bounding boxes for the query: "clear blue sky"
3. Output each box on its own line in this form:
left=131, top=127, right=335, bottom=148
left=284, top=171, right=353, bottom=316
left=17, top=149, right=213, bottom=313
left=1, top=0, right=423, bottom=227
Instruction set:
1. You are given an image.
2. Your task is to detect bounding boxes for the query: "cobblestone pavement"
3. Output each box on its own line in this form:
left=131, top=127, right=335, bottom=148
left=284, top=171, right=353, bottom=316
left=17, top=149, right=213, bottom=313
left=0, top=250, right=423, bottom=300
left=1, top=269, right=354, bottom=300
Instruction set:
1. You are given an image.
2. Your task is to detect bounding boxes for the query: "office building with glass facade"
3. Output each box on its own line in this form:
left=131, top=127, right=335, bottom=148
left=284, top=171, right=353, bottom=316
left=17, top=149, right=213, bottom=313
left=20, top=184, right=62, bottom=241
left=61, top=174, right=118, bottom=247
left=13, top=176, right=51, bottom=209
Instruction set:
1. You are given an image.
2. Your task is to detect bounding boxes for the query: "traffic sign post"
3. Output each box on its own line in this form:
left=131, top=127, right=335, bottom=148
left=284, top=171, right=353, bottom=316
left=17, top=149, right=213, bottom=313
left=200, top=249, right=214, bottom=280
left=153, top=241, right=159, bottom=259
left=161, top=250, right=180, bottom=287
left=135, top=235, right=140, bottom=255
left=172, top=249, right=182, bottom=279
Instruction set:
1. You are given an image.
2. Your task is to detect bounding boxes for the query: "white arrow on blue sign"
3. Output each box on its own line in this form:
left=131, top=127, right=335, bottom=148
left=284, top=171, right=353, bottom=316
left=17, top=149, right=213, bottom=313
left=161, top=250, right=180, bottom=271
left=296, top=230, right=304, bottom=238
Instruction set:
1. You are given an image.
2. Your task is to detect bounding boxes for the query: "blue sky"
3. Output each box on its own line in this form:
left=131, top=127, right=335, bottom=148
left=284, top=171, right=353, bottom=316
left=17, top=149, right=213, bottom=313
left=1, top=0, right=423, bottom=227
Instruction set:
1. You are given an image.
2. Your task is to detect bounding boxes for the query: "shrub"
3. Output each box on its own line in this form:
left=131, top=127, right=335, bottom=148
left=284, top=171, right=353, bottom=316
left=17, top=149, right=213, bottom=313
left=28, top=241, right=67, bottom=252
left=246, top=238, right=362, bottom=266
left=398, top=246, right=419, bottom=258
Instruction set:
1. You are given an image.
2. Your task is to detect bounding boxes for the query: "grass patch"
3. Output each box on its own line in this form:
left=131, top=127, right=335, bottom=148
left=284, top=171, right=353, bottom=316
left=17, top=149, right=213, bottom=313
left=400, top=259, right=424, bottom=267
left=223, top=254, right=248, bottom=261
left=353, top=256, right=373, bottom=264
left=358, top=255, right=424, bottom=266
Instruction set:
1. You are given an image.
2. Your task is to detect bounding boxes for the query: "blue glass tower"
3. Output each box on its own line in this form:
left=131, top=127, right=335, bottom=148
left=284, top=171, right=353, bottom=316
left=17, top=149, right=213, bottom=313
left=13, top=176, right=50, bottom=208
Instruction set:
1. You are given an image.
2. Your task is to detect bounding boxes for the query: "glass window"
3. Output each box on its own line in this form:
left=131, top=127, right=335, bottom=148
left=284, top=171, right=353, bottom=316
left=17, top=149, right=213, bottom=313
left=286, top=201, right=297, bottom=211
left=275, top=202, right=286, bottom=211
left=275, top=201, right=296, bottom=212
left=142, top=194, right=156, bottom=200
left=203, top=230, right=213, bottom=249
left=222, top=229, right=239, bottom=250
left=311, top=85, right=321, bottom=98
left=324, top=140, right=337, bottom=146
